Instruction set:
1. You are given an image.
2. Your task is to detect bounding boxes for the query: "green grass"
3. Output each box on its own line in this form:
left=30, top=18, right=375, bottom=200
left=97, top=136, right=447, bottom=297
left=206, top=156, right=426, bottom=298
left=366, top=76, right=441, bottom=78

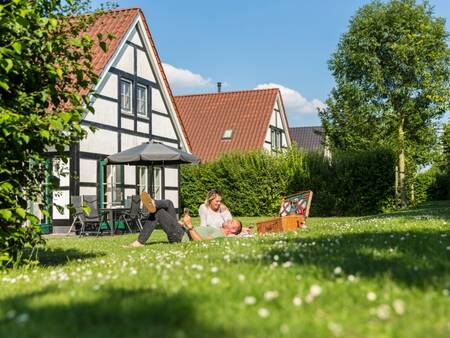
left=1, top=202, right=449, bottom=338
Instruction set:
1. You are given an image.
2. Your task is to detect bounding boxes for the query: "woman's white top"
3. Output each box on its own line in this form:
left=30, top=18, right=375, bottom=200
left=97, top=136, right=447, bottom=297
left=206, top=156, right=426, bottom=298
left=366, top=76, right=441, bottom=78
left=198, top=204, right=232, bottom=228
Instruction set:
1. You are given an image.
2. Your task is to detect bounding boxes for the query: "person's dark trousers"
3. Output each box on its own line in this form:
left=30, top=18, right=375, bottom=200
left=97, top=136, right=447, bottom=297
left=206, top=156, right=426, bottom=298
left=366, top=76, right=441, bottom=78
left=138, top=199, right=185, bottom=244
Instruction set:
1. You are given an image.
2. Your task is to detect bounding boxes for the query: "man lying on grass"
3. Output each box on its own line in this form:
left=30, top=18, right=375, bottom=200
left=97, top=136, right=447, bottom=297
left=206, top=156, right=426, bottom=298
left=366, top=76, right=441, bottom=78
left=129, top=192, right=243, bottom=247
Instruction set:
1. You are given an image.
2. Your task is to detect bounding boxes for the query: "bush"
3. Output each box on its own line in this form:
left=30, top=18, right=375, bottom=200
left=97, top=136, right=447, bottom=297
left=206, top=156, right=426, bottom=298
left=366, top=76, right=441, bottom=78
left=181, top=147, right=396, bottom=217
left=0, top=0, right=111, bottom=269
left=416, top=167, right=450, bottom=202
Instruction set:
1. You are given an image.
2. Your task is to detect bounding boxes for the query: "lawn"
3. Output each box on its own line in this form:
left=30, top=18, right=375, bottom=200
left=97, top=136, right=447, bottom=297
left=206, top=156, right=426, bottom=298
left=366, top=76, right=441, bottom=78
left=1, top=202, right=449, bottom=338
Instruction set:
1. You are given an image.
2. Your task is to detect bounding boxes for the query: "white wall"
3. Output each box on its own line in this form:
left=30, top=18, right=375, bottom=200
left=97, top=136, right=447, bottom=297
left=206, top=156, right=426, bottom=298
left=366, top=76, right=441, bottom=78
left=151, top=89, right=167, bottom=114
left=265, top=99, right=291, bottom=149
left=80, top=159, right=97, bottom=183
left=164, top=167, right=178, bottom=187
left=137, top=49, right=155, bottom=82
left=80, top=186, right=97, bottom=196
left=128, top=28, right=143, bottom=47
left=97, top=73, right=118, bottom=99
left=164, top=190, right=179, bottom=208
left=124, top=165, right=136, bottom=185
left=265, top=127, right=271, bottom=142
left=113, top=44, right=134, bottom=74
left=275, top=111, right=283, bottom=129
left=84, top=97, right=118, bottom=127
left=152, top=114, right=177, bottom=139
left=269, top=109, right=276, bottom=126
left=121, top=133, right=148, bottom=152
left=281, top=133, right=288, bottom=147
left=80, top=127, right=118, bottom=155
left=121, top=117, right=134, bottom=131
left=137, top=121, right=149, bottom=134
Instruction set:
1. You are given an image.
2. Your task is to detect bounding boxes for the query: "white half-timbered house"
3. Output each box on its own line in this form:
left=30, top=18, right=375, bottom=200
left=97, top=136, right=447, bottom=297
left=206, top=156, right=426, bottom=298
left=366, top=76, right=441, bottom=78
left=48, top=8, right=191, bottom=232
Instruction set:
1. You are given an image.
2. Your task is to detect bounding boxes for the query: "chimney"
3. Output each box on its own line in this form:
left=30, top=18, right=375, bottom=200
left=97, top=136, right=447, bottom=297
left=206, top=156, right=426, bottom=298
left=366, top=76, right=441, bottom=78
left=217, top=82, right=222, bottom=93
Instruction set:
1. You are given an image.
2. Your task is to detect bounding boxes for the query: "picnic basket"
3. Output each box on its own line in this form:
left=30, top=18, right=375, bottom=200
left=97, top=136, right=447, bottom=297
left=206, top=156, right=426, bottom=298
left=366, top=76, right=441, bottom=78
left=256, top=190, right=313, bottom=234
left=256, top=214, right=304, bottom=234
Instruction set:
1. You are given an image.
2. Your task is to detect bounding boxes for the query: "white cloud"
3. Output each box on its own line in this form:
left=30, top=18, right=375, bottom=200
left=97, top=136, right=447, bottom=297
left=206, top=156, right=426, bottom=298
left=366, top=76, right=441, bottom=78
left=162, top=63, right=213, bottom=94
left=255, top=83, right=326, bottom=114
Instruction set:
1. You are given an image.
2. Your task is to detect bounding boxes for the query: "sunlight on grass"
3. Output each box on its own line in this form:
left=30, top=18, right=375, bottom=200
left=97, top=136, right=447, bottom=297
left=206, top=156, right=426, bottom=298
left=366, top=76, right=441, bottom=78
left=1, top=203, right=449, bottom=338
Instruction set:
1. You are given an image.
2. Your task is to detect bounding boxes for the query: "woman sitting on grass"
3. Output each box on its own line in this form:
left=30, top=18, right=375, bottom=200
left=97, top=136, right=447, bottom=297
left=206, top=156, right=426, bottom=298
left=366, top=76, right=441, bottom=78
left=199, top=189, right=233, bottom=228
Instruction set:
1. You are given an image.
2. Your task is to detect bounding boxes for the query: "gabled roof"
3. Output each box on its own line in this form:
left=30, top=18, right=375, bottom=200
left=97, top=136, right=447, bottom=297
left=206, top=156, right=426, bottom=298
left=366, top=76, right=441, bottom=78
left=85, top=8, right=138, bottom=75
left=290, top=126, right=325, bottom=151
left=84, top=8, right=191, bottom=150
left=174, top=88, right=282, bottom=162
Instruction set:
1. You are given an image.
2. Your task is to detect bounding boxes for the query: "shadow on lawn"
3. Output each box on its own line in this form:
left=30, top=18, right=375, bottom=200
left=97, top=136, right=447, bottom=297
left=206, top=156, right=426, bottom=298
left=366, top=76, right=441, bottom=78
left=34, top=248, right=106, bottom=267
left=0, top=287, right=231, bottom=338
left=357, top=201, right=450, bottom=221
left=261, top=229, right=449, bottom=289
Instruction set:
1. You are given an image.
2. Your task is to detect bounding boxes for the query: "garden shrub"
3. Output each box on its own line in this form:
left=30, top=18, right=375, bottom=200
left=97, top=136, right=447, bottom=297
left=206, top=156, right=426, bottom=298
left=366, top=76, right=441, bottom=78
left=331, top=148, right=396, bottom=215
left=181, top=147, right=396, bottom=217
left=0, top=0, right=111, bottom=268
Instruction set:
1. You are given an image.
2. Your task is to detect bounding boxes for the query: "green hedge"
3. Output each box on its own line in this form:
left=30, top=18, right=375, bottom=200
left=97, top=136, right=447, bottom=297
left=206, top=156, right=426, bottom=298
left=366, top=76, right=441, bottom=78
left=415, top=167, right=450, bottom=203
left=180, top=147, right=396, bottom=217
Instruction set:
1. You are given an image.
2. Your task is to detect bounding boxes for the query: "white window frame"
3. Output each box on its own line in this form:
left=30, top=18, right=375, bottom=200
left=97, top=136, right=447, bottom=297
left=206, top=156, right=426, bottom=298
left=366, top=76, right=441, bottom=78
left=271, top=128, right=282, bottom=152
left=137, top=166, right=148, bottom=195
left=120, top=79, right=132, bottom=114
left=136, top=84, right=148, bottom=117
left=152, top=167, right=162, bottom=200
left=106, top=165, right=124, bottom=206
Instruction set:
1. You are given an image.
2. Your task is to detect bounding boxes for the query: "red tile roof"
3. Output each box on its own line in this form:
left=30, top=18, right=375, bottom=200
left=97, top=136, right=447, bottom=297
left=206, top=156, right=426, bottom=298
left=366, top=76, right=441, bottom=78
left=85, top=8, right=138, bottom=75
left=175, top=88, right=281, bottom=162
left=83, top=8, right=191, bottom=150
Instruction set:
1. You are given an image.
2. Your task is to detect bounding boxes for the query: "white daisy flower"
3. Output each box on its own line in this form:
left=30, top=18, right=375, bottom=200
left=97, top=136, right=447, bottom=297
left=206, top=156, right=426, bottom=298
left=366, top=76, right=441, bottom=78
left=367, top=292, right=377, bottom=301
left=392, top=299, right=405, bottom=315
left=258, top=308, right=270, bottom=318
left=310, top=284, right=322, bottom=297
left=376, top=304, right=391, bottom=320
left=264, top=290, right=279, bottom=301
left=292, top=296, right=302, bottom=306
left=334, top=266, right=342, bottom=274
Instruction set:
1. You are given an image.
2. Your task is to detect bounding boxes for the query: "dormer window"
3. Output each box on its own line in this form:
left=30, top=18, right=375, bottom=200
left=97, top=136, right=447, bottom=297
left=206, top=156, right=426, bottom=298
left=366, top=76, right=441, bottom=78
left=222, top=129, right=233, bottom=140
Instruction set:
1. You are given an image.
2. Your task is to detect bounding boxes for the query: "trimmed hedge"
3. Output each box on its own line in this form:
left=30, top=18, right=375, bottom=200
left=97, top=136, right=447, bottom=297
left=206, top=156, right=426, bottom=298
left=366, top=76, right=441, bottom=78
left=180, top=147, right=396, bottom=217
left=415, top=167, right=450, bottom=203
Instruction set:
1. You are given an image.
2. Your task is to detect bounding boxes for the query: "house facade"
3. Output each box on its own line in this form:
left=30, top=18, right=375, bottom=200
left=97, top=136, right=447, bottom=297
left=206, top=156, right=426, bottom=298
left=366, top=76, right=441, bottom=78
left=174, top=88, right=291, bottom=162
left=46, top=9, right=191, bottom=231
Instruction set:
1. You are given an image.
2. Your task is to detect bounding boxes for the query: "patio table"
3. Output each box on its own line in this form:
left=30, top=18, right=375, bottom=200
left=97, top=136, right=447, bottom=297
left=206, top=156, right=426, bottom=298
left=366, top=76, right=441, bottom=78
left=100, top=207, right=130, bottom=235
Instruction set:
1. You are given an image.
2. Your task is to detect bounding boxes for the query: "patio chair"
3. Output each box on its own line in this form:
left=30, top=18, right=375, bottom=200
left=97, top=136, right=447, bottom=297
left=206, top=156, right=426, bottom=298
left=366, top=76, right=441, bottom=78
left=67, top=196, right=84, bottom=235
left=118, top=195, right=142, bottom=233
left=80, top=195, right=104, bottom=237
left=124, top=196, right=132, bottom=208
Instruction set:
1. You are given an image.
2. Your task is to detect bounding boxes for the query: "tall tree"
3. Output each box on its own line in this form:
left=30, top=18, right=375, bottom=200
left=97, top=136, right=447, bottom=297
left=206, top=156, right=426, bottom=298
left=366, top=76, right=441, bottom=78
left=319, top=0, right=450, bottom=207
left=0, top=0, right=112, bottom=267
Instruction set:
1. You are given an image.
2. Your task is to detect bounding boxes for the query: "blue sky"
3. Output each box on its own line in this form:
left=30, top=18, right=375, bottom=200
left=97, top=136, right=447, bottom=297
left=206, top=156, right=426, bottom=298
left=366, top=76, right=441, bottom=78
left=96, top=0, right=449, bottom=127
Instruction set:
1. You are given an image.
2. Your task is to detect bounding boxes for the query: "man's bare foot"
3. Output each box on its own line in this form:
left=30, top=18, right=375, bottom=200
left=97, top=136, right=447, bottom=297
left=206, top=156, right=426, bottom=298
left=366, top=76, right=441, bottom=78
left=125, top=240, right=144, bottom=248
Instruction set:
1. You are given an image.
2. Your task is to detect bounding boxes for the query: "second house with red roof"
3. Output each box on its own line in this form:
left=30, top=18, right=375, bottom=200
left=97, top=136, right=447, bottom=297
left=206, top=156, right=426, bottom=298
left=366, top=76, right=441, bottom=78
left=175, top=87, right=291, bottom=162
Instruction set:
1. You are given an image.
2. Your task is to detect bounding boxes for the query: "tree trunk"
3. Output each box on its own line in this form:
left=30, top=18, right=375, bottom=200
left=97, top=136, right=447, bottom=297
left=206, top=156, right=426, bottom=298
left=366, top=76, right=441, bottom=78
left=398, top=116, right=407, bottom=208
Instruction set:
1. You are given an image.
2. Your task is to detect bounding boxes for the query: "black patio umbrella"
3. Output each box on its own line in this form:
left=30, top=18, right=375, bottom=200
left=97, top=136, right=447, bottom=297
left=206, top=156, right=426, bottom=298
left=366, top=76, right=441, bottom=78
left=104, top=141, right=200, bottom=166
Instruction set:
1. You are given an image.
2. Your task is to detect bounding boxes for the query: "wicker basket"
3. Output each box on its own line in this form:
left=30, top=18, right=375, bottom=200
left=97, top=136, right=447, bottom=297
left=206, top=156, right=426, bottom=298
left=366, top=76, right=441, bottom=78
left=256, top=214, right=305, bottom=234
